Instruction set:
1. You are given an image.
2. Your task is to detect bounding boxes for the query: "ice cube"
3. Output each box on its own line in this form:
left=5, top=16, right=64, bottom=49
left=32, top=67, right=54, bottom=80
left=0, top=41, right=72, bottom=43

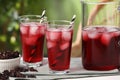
left=101, top=33, right=111, bottom=46
left=47, top=41, right=56, bottom=49
left=108, top=28, right=120, bottom=37
left=107, top=27, right=118, bottom=32
left=20, top=24, right=29, bottom=34
left=87, top=27, right=100, bottom=39
left=39, top=26, right=45, bottom=35
left=96, top=27, right=107, bottom=33
left=29, top=23, right=39, bottom=35
left=25, top=37, right=38, bottom=46
left=60, top=42, right=69, bottom=50
left=88, top=32, right=101, bottom=39
left=48, top=29, right=61, bottom=41
left=62, top=31, right=72, bottom=41
left=113, top=31, right=120, bottom=37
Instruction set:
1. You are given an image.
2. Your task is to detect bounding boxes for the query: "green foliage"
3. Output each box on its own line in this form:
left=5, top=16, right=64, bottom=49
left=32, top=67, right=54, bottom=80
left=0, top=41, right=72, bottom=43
left=0, top=0, right=81, bottom=56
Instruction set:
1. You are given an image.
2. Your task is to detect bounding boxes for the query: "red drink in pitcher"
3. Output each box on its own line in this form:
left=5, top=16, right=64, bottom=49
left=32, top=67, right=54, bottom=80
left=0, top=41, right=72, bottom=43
left=46, top=28, right=73, bottom=71
left=20, top=22, right=46, bottom=64
left=82, top=26, right=120, bottom=70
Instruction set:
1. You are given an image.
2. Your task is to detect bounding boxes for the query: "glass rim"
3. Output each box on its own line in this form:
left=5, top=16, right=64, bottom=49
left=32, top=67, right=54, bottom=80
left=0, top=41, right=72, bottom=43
left=47, top=20, right=73, bottom=30
left=19, top=15, right=47, bottom=23
left=82, top=25, right=120, bottom=31
left=81, top=0, right=116, bottom=5
left=19, top=15, right=47, bottom=19
left=48, top=20, right=71, bottom=25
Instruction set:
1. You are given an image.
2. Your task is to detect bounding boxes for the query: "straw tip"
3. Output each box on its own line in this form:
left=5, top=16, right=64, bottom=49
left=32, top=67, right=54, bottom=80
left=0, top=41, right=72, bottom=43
left=73, top=15, right=76, bottom=18
left=42, top=10, right=46, bottom=14
left=41, top=9, right=46, bottom=18
left=71, top=15, right=76, bottom=22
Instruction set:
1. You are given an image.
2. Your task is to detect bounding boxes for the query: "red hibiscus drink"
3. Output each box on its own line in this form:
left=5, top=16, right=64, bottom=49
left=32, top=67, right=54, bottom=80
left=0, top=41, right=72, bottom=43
left=46, top=20, right=73, bottom=74
left=19, top=15, right=47, bottom=67
left=82, top=26, right=120, bottom=71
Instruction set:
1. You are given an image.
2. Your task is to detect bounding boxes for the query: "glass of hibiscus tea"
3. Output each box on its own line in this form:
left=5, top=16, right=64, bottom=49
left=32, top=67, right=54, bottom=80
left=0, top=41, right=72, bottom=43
left=46, top=20, right=74, bottom=74
left=19, top=15, right=47, bottom=67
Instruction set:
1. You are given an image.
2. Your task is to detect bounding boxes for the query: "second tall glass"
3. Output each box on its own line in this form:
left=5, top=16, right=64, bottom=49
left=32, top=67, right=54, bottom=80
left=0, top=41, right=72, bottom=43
left=46, top=20, right=74, bottom=74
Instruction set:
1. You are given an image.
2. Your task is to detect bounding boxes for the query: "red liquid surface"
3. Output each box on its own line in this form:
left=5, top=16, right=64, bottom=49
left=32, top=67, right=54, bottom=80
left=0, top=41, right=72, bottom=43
left=82, top=27, right=120, bottom=70
left=20, top=22, right=46, bottom=63
left=46, top=28, right=73, bottom=71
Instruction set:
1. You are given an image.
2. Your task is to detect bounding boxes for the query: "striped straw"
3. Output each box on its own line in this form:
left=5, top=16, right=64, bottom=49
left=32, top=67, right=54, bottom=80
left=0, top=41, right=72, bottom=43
left=69, top=15, right=76, bottom=28
left=40, top=9, right=46, bottom=23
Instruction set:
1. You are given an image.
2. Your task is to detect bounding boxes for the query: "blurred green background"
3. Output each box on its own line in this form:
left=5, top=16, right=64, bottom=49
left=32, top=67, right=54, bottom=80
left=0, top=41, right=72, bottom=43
left=0, top=0, right=81, bottom=56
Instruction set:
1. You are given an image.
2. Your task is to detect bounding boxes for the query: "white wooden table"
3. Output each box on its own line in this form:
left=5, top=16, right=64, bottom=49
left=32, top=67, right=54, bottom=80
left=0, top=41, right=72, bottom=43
left=20, top=58, right=120, bottom=80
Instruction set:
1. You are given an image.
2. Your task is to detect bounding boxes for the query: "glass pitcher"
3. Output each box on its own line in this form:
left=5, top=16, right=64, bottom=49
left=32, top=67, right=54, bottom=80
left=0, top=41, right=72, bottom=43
left=81, top=0, right=120, bottom=71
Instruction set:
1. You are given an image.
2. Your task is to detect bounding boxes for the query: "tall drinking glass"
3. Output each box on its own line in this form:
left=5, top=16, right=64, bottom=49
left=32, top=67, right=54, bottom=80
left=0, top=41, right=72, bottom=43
left=19, top=15, right=47, bottom=67
left=46, top=20, right=74, bottom=74
left=81, top=0, right=120, bottom=70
